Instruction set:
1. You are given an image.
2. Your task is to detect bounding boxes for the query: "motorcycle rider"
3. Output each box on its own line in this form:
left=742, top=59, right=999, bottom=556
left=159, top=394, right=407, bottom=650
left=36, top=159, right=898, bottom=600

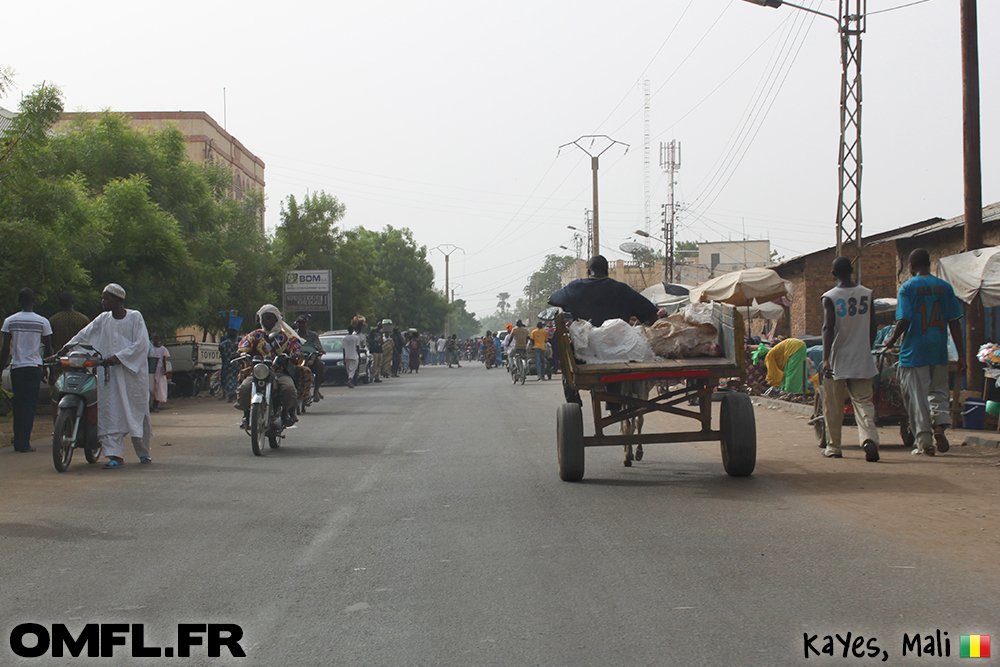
left=236, top=305, right=302, bottom=429
left=295, top=315, right=326, bottom=401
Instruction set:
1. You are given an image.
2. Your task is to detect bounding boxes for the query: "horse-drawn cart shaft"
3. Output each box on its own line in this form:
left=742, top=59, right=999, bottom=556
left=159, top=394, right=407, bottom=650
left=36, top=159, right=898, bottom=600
left=555, top=303, right=757, bottom=481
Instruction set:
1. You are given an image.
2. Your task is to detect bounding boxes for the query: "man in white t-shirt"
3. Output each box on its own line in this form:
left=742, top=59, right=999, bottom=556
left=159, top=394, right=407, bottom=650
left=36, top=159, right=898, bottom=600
left=820, top=256, right=880, bottom=462
left=342, top=325, right=360, bottom=388
left=435, top=335, right=447, bottom=365
left=1, top=288, right=53, bottom=453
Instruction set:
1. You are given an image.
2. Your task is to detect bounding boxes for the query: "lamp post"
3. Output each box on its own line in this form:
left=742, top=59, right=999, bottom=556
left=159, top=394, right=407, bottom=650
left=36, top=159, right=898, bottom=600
left=743, top=0, right=866, bottom=280
left=558, top=138, right=628, bottom=257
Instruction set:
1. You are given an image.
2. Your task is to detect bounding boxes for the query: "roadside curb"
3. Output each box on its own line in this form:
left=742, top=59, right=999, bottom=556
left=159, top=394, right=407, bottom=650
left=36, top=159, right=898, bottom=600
left=750, top=395, right=814, bottom=417
left=960, top=433, right=1000, bottom=450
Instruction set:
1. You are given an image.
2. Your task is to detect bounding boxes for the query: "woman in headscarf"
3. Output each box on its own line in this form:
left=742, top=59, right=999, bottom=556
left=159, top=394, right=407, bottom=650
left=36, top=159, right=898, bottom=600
left=408, top=331, right=421, bottom=373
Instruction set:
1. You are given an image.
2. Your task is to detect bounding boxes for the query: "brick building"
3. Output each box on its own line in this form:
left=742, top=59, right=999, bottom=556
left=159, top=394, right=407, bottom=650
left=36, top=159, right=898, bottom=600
left=772, top=218, right=943, bottom=337
left=772, top=201, right=1000, bottom=338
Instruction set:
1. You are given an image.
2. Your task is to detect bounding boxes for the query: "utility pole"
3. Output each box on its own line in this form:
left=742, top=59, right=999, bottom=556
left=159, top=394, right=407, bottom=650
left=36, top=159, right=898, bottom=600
left=742, top=0, right=866, bottom=280
left=660, top=140, right=681, bottom=284
left=433, top=244, right=464, bottom=338
left=558, top=136, right=629, bottom=257
left=643, top=80, right=651, bottom=241
left=961, top=0, right=984, bottom=391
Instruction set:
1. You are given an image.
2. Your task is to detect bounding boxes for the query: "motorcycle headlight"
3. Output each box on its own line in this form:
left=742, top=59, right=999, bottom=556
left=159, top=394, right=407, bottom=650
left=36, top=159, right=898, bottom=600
left=252, top=363, right=270, bottom=380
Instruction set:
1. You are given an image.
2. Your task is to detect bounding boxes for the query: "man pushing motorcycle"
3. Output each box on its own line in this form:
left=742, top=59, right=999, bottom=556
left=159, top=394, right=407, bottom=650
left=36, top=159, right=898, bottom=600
left=236, top=305, right=302, bottom=429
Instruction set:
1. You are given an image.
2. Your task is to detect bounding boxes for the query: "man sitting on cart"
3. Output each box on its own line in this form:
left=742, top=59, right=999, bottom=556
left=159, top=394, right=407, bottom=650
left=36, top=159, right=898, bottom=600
left=548, top=255, right=660, bottom=404
left=548, top=255, right=659, bottom=327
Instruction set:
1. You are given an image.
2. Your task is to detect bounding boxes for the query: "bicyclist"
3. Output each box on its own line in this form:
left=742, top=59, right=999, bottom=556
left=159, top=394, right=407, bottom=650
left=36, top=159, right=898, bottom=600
left=510, top=320, right=530, bottom=378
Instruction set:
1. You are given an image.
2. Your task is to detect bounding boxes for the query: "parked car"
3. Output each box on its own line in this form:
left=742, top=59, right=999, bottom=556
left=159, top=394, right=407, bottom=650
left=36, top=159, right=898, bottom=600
left=319, top=332, right=372, bottom=385
left=164, top=335, right=221, bottom=397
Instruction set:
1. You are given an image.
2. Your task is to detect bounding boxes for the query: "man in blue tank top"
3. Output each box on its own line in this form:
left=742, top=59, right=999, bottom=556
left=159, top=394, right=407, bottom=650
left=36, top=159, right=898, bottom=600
left=883, top=248, right=965, bottom=456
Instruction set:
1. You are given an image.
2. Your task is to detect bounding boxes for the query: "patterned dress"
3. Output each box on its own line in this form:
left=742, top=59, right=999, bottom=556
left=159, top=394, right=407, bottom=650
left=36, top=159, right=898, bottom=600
left=219, top=337, right=239, bottom=398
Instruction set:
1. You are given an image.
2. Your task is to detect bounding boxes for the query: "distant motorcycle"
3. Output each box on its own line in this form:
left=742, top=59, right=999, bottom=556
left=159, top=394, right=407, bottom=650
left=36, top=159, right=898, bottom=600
left=235, top=346, right=292, bottom=456
left=48, top=344, right=103, bottom=472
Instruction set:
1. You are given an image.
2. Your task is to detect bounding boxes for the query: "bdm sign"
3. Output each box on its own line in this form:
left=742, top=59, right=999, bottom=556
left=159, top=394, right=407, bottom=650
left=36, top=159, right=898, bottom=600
left=284, top=270, right=331, bottom=314
left=285, top=270, right=330, bottom=293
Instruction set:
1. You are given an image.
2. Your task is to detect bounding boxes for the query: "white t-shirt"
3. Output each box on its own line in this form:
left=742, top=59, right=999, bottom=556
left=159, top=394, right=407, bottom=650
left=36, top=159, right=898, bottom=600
left=1, top=311, right=52, bottom=368
left=342, top=334, right=360, bottom=360
left=436, top=337, right=447, bottom=353
left=822, top=284, right=878, bottom=380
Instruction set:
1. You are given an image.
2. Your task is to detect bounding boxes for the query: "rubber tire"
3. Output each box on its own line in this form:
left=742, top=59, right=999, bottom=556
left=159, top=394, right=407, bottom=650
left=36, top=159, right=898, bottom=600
left=269, top=432, right=280, bottom=449
left=720, top=392, right=756, bottom=477
left=52, top=409, right=75, bottom=473
left=520, top=361, right=526, bottom=385
left=250, top=403, right=267, bottom=457
left=900, top=421, right=915, bottom=448
left=83, top=420, right=101, bottom=463
left=557, top=402, right=585, bottom=482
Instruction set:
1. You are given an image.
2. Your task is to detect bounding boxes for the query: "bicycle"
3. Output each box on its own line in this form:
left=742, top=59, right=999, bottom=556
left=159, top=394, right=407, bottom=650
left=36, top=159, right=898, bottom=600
left=511, top=350, right=527, bottom=385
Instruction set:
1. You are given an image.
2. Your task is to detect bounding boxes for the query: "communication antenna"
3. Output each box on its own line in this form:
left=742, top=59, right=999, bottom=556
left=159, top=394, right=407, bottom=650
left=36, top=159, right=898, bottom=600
left=643, top=80, right=651, bottom=243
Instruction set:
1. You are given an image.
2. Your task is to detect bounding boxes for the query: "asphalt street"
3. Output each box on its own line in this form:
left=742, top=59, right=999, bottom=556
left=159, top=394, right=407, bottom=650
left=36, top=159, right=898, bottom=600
left=1, top=365, right=998, bottom=666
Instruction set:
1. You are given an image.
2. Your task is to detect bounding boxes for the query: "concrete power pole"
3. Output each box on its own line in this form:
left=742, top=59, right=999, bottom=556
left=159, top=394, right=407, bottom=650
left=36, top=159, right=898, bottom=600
left=558, top=136, right=629, bottom=257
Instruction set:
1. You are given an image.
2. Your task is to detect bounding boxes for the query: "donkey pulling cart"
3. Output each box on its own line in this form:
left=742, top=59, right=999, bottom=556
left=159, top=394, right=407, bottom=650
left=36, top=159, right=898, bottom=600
left=554, top=303, right=757, bottom=481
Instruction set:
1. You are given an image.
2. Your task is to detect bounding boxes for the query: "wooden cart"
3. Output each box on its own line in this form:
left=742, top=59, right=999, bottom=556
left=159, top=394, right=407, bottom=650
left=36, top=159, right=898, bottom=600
left=555, top=303, right=757, bottom=481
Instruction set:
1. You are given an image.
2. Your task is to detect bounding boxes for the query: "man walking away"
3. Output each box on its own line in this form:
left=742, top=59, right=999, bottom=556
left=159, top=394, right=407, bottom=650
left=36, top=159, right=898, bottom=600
left=530, top=322, right=548, bottom=381
left=436, top=335, right=447, bottom=365
left=368, top=323, right=384, bottom=383
left=1, top=288, right=52, bottom=453
left=883, top=248, right=965, bottom=456
left=49, top=291, right=89, bottom=353
left=820, top=257, right=880, bottom=461
left=343, top=325, right=360, bottom=388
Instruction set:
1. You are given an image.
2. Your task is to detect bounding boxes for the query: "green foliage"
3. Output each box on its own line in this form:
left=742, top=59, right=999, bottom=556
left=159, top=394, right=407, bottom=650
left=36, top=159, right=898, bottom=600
left=448, top=299, right=481, bottom=339
left=676, top=240, right=699, bottom=260
left=522, top=254, right=575, bottom=320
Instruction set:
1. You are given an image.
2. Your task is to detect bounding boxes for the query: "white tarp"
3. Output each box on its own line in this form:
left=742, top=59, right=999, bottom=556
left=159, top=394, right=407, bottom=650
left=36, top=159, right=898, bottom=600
left=688, top=267, right=793, bottom=307
left=938, top=246, right=1000, bottom=308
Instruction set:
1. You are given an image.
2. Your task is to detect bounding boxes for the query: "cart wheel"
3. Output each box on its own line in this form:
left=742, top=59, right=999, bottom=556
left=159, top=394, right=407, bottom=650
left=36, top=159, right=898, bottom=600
left=557, top=402, right=585, bottom=482
left=900, top=421, right=915, bottom=447
left=720, top=392, right=756, bottom=477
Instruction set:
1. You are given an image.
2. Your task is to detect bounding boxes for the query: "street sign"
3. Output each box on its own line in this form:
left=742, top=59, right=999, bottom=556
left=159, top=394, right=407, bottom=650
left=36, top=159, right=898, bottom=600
left=285, top=293, right=330, bottom=311
left=285, top=270, right=330, bottom=293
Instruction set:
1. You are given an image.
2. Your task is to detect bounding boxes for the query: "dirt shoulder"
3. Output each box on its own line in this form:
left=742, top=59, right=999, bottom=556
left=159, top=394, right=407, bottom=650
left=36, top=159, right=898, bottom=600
left=642, top=397, right=1000, bottom=581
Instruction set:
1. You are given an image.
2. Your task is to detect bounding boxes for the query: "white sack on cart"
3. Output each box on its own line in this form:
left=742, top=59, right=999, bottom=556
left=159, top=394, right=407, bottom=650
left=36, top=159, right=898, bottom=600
left=569, top=318, right=658, bottom=364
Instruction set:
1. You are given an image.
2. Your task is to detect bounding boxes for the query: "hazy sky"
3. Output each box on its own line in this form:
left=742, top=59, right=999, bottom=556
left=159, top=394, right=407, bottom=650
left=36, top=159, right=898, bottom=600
left=3, top=0, right=997, bottom=316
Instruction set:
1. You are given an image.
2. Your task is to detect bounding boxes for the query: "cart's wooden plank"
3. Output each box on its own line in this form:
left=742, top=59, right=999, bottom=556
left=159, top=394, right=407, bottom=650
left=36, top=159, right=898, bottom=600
left=583, top=431, right=722, bottom=446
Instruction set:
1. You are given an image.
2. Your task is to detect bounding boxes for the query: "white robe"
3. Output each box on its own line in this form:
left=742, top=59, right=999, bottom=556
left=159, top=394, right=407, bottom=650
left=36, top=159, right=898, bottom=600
left=67, top=310, right=151, bottom=439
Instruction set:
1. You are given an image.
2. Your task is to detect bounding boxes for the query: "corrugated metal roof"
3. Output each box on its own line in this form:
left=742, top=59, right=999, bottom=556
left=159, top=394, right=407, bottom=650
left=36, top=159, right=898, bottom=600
left=866, top=201, right=1000, bottom=246
left=0, top=106, right=15, bottom=136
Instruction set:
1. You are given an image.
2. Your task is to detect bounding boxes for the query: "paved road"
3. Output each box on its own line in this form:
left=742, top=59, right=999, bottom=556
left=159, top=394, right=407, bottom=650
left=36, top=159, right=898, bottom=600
left=2, top=366, right=998, bottom=665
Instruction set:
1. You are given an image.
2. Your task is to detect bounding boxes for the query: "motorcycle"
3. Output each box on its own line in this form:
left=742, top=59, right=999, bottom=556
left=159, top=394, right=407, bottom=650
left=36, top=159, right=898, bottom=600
left=49, top=344, right=103, bottom=472
left=296, top=344, right=322, bottom=415
left=235, top=349, right=293, bottom=456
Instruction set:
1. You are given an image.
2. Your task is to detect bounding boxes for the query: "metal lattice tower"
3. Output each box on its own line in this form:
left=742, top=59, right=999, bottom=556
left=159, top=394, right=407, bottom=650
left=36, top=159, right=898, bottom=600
left=836, top=0, right=866, bottom=279
left=660, top=140, right=681, bottom=283
left=643, top=80, right=651, bottom=242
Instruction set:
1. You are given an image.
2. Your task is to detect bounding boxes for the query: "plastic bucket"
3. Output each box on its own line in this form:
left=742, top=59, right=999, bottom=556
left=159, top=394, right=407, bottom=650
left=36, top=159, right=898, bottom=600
left=987, top=400, right=1000, bottom=418
left=964, top=398, right=986, bottom=430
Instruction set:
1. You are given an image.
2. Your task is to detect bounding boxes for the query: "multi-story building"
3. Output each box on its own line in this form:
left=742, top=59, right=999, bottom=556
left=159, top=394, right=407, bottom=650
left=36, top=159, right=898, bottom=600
left=55, top=110, right=265, bottom=227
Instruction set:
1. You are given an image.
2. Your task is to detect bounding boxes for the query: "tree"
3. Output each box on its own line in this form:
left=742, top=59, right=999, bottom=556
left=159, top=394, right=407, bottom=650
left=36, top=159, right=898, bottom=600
left=496, top=292, right=510, bottom=315
left=448, top=299, right=481, bottom=339
left=676, top=240, right=699, bottom=260
left=522, top=254, right=575, bottom=320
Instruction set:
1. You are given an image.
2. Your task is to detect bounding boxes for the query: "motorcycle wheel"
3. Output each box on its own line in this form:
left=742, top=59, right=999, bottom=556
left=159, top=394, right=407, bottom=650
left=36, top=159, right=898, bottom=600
left=269, top=433, right=280, bottom=449
left=250, top=403, right=267, bottom=456
left=52, top=409, right=75, bottom=473
left=83, top=421, right=101, bottom=463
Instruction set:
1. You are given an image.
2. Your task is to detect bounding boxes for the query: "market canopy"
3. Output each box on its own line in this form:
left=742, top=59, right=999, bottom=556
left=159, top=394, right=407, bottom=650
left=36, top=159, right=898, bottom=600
left=937, top=246, right=1000, bottom=308
left=639, top=282, right=693, bottom=313
left=688, top=267, right=793, bottom=307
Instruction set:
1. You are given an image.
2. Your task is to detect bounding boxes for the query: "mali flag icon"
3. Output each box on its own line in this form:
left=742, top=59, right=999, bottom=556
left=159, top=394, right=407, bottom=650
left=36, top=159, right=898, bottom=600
left=960, top=635, right=990, bottom=658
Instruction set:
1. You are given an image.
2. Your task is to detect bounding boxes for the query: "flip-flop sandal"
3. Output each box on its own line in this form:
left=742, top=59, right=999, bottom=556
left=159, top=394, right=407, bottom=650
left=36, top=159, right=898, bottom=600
left=102, top=460, right=125, bottom=469
left=140, top=457, right=152, bottom=464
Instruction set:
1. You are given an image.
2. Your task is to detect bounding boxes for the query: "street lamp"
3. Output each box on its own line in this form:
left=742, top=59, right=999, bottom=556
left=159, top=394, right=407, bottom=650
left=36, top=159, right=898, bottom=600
left=742, top=0, right=865, bottom=279
left=432, top=244, right=464, bottom=337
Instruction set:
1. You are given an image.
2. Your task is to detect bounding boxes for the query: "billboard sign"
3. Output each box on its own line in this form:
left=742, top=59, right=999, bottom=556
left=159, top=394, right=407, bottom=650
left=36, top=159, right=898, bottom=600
left=285, top=293, right=330, bottom=311
left=285, top=270, right=330, bottom=293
